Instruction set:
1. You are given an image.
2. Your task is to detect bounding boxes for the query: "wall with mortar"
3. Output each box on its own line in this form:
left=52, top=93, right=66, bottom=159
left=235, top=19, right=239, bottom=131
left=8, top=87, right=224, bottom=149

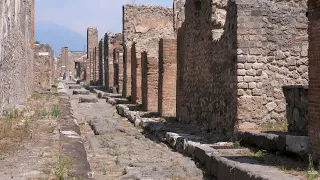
left=177, top=0, right=238, bottom=134
left=34, top=44, right=53, bottom=90
left=236, top=0, right=308, bottom=127
left=176, top=0, right=308, bottom=133
left=0, top=0, right=34, bottom=115
left=308, top=0, right=320, bottom=160
left=158, top=39, right=177, bottom=117
left=123, top=4, right=175, bottom=103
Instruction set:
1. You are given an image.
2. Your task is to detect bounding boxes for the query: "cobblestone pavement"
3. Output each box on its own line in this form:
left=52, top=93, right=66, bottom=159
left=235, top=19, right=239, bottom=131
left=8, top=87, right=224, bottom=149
left=68, top=86, right=214, bottom=180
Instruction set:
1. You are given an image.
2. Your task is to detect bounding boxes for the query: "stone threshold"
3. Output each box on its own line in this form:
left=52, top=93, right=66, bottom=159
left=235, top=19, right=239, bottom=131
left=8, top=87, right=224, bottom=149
left=98, top=92, right=302, bottom=180
left=234, top=130, right=309, bottom=157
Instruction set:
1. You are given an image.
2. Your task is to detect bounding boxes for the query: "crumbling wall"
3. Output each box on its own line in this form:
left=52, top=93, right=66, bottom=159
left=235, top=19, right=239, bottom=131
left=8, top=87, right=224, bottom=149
left=308, top=0, right=320, bottom=160
left=177, top=0, right=238, bottom=133
left=0, top=0, right=34, bottom=115
left=176, top=0, right=308, bottom=133
left=123, top=4, right=175, bottom=103
left=236, top=0, right=308, bottom=127
left=68, top=51, right=86, bottom=79
left=33, top=44, right=53, bottom=90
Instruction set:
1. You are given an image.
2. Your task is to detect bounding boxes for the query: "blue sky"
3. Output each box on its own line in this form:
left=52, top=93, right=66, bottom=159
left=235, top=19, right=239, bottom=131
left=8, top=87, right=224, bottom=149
left=35, top=0, right=173, bottom=38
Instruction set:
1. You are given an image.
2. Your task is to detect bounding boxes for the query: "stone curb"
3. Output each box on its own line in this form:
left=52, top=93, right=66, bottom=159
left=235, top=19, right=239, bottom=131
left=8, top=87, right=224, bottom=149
left=234, top=130, right=309, bottom=157
left=107, top=96, right=301, bottom=180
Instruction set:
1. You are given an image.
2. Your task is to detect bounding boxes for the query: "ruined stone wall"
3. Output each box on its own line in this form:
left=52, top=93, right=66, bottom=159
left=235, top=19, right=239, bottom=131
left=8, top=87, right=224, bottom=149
left=0, top=0, right=34, bottom=115
left=173, top=0, right=186, bottom=31
left=87, top=27, right=99, bottom=83
left=68, top=51, right=86, bottom=79
left=236, top=0, right=308, bottom=127
left=308, top=0, right=320, bottom=160
left=123, top=4, right=175, bottom=103
left=159, top=39, right=177, bottom=117
left=113, top=33, right=123, bottom=93
left=177, top=0, right=238, bottom=133
left=176, top=0, right=308, bottom=133
left=34, top=44, right=53, bottom=90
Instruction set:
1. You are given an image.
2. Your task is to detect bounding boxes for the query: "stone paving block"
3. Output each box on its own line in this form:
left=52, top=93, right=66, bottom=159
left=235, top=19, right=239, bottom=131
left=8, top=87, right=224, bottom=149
left=194, top=145, right=216, bottom=165
left=73, top=90, right=90, bottom=95
left=69, top=85, right=82, bottom=89
left=79, top=97, right=98, bottom=103
left=116, top=104, right=130, bottom=116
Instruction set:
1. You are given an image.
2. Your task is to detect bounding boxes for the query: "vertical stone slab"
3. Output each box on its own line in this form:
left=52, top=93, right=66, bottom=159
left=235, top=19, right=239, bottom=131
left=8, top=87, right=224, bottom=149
left=141, top=52, right=158, bottom=112
left=158, top=39, right=177, bottom=117
left=308, top=0, right=320, bottom=160
left=87, top=27, right=98, bottom=83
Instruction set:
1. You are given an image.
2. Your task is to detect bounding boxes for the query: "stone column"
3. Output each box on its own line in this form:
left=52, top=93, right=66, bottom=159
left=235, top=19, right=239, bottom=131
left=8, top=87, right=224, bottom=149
left=141, top=52, right=158, bottom=112
left=119, top=51, right=124, bottom=94
left=123, top=45, right=132, bottom=98
left=158, top=39, right=177, bottom=117
left=308, top=0, right=320, bottom=160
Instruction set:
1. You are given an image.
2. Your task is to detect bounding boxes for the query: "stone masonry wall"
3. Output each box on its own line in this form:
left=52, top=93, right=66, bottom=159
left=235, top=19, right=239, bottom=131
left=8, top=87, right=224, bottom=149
left=0, top=0, right=34, bottom=115
left=308, top=0, right=320, bottom=160
left=105, top=33, right=115, bottom=89
left=177, top=0, right=238, bottom=133
left=68, top=51, right=87, bottom=79
left=158, top=39, right=177, bottom=117
left=123, top=4, right=175, bottom=103
left=87, top=27, right=99, bottom=83
left=173, top=0, right=186, bottom=31
left=176, top=0, right=308, bottom=133
left=60, top=47, right=68, bottom=75
left=34, top=44, right=53, bottom=90
left=236, top=0, right=308, bottom=127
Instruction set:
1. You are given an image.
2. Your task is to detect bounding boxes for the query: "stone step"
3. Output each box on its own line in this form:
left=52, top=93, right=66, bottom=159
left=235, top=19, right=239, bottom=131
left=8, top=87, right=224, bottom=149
left=79, top=96, right=98, bottom=103
left=73, top=90, right=90, bottom=95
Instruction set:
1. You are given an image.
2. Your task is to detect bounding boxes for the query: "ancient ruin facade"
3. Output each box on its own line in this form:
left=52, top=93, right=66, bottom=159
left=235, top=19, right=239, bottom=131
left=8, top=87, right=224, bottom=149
left=122, top=4, right=175, bottom=103
left=60, top=47, right=69, bottom=76
left=0, top=0, right=34, bottom=115
left=34, top=44, right=54, bottom=90
left=68, top=51, right=87, bottom=79
left=175, top=0, right=308, bottom=133
left=308, top=0, right=320, bottom=160
left=87, top=27, right=99, bottom=83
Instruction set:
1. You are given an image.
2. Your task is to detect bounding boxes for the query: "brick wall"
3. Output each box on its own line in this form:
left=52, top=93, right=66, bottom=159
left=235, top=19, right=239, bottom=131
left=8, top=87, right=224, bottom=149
left=0, top=0, right=34, bottom=115
left=87, top=27, right=99, bottom=83
left=141, top=52, right=158, bottom=112
left=308, top=0, right=320, bottom=160
left=34, top=44, right=53, bottom=90
left=159, top=39, right=177, bottom=117
left=123, top=4, right=175, bottom=103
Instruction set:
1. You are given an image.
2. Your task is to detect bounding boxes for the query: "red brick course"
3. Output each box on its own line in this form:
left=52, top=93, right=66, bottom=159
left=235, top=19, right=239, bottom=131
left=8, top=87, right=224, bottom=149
left=158, top=39, right=177, bottom=117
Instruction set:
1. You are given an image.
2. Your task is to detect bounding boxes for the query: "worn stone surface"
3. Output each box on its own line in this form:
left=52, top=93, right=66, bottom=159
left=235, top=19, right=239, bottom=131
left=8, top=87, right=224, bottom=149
left=308, top=0, right=320, bottom=160
left=0, top=0, right=34, bottom=115
left=123, top=4, right=175, bottom=104
left=34, top=44, right=53, bottom=90
left=79, top=96, right=99, bottom=103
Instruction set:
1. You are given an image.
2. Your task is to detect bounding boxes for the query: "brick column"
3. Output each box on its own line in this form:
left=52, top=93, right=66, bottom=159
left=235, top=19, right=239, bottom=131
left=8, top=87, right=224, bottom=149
left=141, top=52, right=158, bottom=112
left=123, top=45, right=132, bottom=98
left=158, top=39, right=177, bottom=117
left=87, top=27, right=98, bottom=83
left=104, top=36, right=109, bottom=89
left=308, top=0, right=320, bottom=160
left=30, top=0, right=35, bottom=48
left=109, top=48, right=114, bottom=88
left=61, top=47, right=68, bottom=75
left=99, top=39, right=105, bottom=86
left=113, top=49, right=119, bottom=88
left=131, top=43, right=142, bottom=104
left=119, top=51, right=124, bottom=94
